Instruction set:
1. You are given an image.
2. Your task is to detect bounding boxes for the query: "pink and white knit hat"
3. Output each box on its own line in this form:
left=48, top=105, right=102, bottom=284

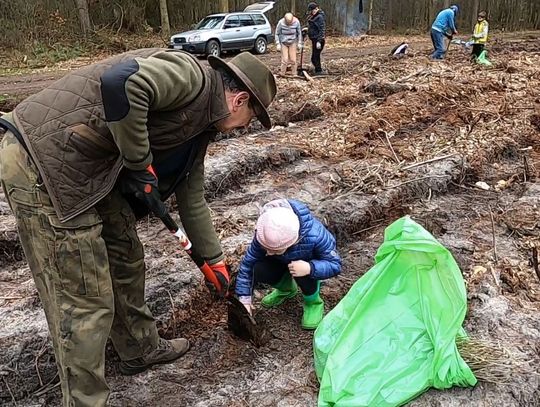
left=256, top=207, right=300, bottom=252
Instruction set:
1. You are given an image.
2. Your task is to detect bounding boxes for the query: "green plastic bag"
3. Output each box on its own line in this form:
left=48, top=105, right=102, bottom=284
left=476, top=50, right=493, bottom=66
left=314, top=216, right=477, bottom=407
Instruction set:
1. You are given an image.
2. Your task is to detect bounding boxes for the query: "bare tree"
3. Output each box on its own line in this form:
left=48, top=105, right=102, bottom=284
left=159, top=0, right=171, bottom=37
left=471, top=0, right=479, bottom=28
left=344, top=0, right=355, bottom=34
left=219, top=0, right=229, bottom=13
left=386, top=0, right=393, bottom=30
left=74, top=0, right=92, bottom=36
left=367, top=0, right=373, bottom=33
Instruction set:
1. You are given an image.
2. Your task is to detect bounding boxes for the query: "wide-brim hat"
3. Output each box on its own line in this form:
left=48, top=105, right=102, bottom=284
left=208, top=52, right=277, bottom=129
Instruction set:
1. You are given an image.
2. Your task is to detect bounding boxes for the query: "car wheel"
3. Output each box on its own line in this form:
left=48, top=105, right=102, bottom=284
left=253, top=36, right=267, bottom=54
left=206, top=40, right=221, bottom=57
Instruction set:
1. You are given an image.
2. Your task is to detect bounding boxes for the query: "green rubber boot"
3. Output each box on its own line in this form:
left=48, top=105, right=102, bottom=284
left=301, top=286, right=324, bottom=330
left=261, top=275, right=298, bottom=308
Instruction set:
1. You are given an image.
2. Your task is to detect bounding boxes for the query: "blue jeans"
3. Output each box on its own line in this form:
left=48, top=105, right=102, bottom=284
left=430, top=29, right=446, bottom=59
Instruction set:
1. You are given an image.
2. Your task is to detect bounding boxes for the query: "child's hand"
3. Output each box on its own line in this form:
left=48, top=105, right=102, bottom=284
left=243, top=303, right=253, bottom=315
left=239, top=296, right=253, bottom=315
left=288, top=260, right=311, bottom=277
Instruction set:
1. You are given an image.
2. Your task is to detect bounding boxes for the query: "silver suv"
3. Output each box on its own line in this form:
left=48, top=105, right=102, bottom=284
left=169, top=2, right=275, bottom=57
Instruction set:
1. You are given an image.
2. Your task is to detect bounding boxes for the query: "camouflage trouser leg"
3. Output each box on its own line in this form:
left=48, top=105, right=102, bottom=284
left=0, top=132, right=158, bottom=406
left=94, top=190, right=159, bottom=360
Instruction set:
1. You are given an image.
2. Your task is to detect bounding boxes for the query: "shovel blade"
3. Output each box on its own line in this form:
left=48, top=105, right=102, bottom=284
left=227, top=297, right=269, bottom=347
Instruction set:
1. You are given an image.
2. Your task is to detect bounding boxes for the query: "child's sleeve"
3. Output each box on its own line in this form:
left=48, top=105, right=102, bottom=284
left=309, top=224, right=342, bottom=279
left=235, top=236, right=266, bottom=297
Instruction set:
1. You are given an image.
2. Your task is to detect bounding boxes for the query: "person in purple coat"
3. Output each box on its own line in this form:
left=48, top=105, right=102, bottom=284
left=235, top=199, right=342, bottom=329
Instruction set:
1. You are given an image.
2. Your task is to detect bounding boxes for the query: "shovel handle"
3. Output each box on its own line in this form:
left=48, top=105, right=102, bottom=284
left=160, top=212, right=223, bottom=291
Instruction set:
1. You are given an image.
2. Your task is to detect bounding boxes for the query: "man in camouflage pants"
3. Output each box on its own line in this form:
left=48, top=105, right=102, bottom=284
left=0, top=49, right=276, bottom=406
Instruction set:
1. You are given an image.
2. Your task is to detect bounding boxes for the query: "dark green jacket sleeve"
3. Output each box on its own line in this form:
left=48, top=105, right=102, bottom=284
left=101, top=51, right=204, bottom=170
left=175, top=136, right=224, bottom=264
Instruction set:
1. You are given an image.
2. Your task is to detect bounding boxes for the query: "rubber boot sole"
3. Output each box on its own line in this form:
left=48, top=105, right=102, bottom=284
left=301, top=321, right=321, bottom=330
left=119, top=342, right=190, bottom=376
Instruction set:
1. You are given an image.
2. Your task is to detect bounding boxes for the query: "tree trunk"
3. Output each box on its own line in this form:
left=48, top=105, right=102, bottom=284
left=291, top=0, right=296, bottom=14
left=386, top=0, right=393, bottom=30
left=74, top=0, right=91, bottom=36
left=443, top=0, right=450, bottom=8
left=219, top=0, right=229, bottom=13
left=345, top=0, right=355, bottom=35
left=368, top=0, right=374, bottom=33
left=429, top=0, right=437, bottom=29
left=471, top=0, right=479, bottom=29
left=159, top=0, right=171, bottom=37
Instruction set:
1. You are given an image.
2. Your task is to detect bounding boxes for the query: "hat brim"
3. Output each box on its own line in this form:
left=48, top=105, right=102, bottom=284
left=208, top=55, right=272, bottom=129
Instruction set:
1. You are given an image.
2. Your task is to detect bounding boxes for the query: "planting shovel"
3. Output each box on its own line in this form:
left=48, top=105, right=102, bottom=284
left=161, top=211, right=266, bottom=345
left=227, top=296, right=269, bottom=347
left=156, top=207, right=265, bottom=344
left=445, top=34, right=453, bottom=54
left=297, top=43, right=312, bottom=81
left=135, top=167, right=228, bottom=297
left=157, top=211, right=230, bottom=297
left=139, top=167, right=266, bottom=344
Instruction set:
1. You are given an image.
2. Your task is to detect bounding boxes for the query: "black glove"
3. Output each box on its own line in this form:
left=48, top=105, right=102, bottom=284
left=121, top=166, right=167, bottom=218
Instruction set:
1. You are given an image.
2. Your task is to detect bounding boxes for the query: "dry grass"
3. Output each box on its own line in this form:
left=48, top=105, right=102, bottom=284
left=269, top=36, right=539, bottom=198
left=458, top=337, right=538, bottom=384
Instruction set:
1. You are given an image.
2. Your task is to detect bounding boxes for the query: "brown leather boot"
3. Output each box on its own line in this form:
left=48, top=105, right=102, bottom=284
left=119, top=337, right=190, bottom=375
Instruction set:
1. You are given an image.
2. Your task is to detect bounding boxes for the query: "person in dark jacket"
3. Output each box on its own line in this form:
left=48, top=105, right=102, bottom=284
left=235, top=199, right=342, bottom=330
left=306, top=2, right=326, bottom=74
left=0, top=50, right=276, bottom=406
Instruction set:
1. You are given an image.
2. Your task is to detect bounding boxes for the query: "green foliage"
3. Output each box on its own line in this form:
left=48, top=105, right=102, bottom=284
left=30, top=42, right=85, bottom=65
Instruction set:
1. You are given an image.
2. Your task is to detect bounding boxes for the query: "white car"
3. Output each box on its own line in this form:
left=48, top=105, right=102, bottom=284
left=169, top=2, right=275, bottom=57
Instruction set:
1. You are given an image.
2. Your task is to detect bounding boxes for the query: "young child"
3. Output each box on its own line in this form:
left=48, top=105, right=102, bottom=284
left=235, top=199, right=341, bottom=330
left=471, top=11, right=489, bottom=60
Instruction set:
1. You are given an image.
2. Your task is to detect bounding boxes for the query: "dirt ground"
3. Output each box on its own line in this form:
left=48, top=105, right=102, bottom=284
left=1, top=32, right=540, bottom=406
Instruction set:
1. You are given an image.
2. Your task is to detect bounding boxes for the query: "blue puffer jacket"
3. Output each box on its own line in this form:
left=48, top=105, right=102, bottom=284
left=235, top=200, right=342, bottom=297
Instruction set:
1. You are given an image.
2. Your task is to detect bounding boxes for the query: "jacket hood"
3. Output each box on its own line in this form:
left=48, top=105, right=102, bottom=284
left=288, top=199, right=314, bottom=238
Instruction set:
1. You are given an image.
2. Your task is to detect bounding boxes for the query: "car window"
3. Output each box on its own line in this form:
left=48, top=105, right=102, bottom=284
left=224, top=15, right=240, bottom=28
left=196, top=16, right=225, bottom=29
left=238, top=14, right=255, bottom=27
left=251, top=14, right=266, bottom=25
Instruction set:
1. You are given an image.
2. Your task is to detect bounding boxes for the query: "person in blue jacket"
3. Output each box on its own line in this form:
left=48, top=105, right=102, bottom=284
left=431, top=5, right=459, bottom=59
left=235, top=198, right=341, bottom=329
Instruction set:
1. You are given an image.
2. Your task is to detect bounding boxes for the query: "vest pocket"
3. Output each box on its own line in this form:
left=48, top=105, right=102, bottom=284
left=68, top=124, right=118, bottom=154
left=48, top=211, right=108, bottom=297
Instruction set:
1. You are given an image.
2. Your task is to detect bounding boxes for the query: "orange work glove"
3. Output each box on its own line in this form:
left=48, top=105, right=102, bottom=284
left=205, top=260, right=230, bottom=299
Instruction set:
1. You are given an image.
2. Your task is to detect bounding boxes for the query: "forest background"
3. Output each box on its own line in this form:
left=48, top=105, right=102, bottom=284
left=0, top=0, right=538, bottom=67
